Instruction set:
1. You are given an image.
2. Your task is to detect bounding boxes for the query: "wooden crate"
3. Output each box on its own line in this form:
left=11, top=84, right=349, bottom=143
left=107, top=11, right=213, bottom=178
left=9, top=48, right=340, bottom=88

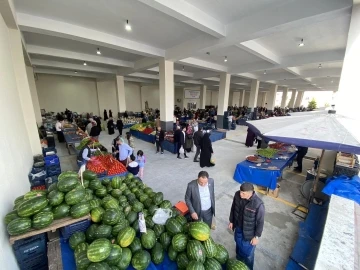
left=336, top=152, right=355, bottom=168
left=48, top=239, right=63, bottom=270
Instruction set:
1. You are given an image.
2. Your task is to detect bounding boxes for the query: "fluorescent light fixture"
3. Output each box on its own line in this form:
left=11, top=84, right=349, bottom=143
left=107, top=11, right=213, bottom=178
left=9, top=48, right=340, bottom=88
left=182, top=66, right=185, bottom=71
left=264, top=70, right=267, bottom=75
left=125, top=20, right=131, bottom=31
left=299, top=39, right=304, bottom=47
left=97, top=48, right=101, bottom=55
left=331, top=80, right=334, bottom=83
left=318, top=64, right=322, bottom=69
left=74, top=71, right=78, bottom=74
left=224, top=56, right=228, bottom=62
left=83, top=61, right=87, bottom=66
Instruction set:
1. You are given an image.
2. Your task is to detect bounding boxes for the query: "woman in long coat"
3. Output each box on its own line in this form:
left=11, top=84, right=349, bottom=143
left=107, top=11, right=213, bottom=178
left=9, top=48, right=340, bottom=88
left=245, top=127, right=256, bottom=147
left=185, top=125, right=194, bottom=152
left=200, top=132, right=214, bottom=168
left=104, top=109, right=108, bottom=121
left=107, top=117, right=115, bottom=135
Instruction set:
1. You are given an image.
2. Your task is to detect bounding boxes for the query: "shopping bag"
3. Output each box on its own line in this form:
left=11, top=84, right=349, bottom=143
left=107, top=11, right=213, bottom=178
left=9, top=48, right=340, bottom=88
left=211, top=216, right=216, bottom=230
left=179, top=146, right=185, bottom=154
left=152, top=208, right=173, bottom=225
left=210, top=156, right=216, bottom=165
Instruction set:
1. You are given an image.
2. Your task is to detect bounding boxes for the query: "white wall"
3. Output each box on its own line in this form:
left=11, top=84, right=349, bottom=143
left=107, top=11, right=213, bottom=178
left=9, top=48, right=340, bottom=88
left=231, top=91, right=241, bottom=106
left=125, top=82, right=142, bottom=112
left=206, top=90, right=212, bottom=106
left=244, top=91, right=250, bottom=106
left=211, top=91, right=219, bottom=106
left=97, top=79, right=118, bottom=117
left=175, top=88, right=183, bottom=108
left=26, top=66, right=42, bottom=125
left=0, top=14, right=35, bottom=269
left=36, top=74, right=100, bottom=115
left=141, top=85, right=160, bottom=110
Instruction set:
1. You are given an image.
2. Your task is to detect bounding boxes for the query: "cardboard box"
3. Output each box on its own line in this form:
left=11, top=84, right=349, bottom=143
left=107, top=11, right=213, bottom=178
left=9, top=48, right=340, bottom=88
left=268, top=184, right=280, bottom=198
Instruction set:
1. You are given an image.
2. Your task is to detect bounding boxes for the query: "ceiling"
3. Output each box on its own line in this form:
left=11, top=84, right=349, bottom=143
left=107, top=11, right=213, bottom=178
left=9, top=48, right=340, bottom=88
left=13, top=0, right=354, bottom=92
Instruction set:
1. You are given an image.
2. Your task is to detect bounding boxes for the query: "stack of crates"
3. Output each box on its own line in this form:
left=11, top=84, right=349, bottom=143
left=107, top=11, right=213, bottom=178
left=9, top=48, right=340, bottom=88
left=28, top=155, right=47, bottom=189
left=45, top=154, right=61, bottom=177
left=13, top=234, right=48, bottom=270
left=60, top=219, right=91, bottom=240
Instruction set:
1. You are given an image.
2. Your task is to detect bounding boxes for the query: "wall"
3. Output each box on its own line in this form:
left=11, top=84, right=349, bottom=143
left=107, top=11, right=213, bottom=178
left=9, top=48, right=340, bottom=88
left=174, top=88, right=183, bottom=108
left=97, top=78, right=118, bottom=117
left=36, top=74, right=100, bottom=115
left=244, top=91, right=250, bottom=106
left=206, top=90, right=212, bottom=105
left=26, top=66, right=42, bottom=125
left=0, top=14, right=35, bottom=269
left=125, top=82, right=141, bottom=112
left=231, top=91, right=241, bottom=106
left=183, top=88, right=200, bottom=109
left=141, top=85, right=160, bottom=110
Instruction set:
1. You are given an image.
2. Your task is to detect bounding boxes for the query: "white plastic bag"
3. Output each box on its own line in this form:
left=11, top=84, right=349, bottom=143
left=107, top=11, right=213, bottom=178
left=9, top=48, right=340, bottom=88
left=179, top=146, right=185, bottom=154
left=152, top=208, right=173, bottom=225
left=30, top=170, right=46, bottom=181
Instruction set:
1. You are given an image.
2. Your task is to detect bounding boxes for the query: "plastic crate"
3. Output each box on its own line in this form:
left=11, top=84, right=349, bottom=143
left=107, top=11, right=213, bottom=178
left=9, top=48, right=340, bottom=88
left=42, top=147, right=57, bottom=156
left=45, top=175, right=59, bottom=189
left=30, top=179, right=46, bottom=188
left=31, top=166, right=45, bottom=174
left=44, top=155, right=60, bottom=166
left=18, top=253, right=48, bottom=270
left=28, top=171, right=47, bottom=184
left=60, top=219, right=91, bottom=240
left=13, top=234, right=47, bottom=263
left=46, top=164, right=61, bottom=177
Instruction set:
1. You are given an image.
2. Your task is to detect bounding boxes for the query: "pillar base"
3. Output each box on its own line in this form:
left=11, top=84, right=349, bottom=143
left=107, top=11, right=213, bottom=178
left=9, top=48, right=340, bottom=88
left=217, top=115, right=225, bottom=129
left=160, top=121, right=173, bottom=131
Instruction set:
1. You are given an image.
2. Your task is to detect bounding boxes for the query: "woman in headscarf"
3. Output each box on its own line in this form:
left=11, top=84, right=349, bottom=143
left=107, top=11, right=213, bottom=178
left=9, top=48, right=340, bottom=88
left=245, top=127, right=256, bottom=147
left=109, top=110, right=113, bottom=118
left=107, top=117, right=115, bottom=135
left=200, top=131, right=214, bottom=168
left=185, top=124, right=194, bottom=152
left=104, top=109, right=108, bottom=121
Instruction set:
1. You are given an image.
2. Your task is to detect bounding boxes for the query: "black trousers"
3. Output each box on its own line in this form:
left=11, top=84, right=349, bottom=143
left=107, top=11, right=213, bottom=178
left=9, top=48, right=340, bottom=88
left=257, top=139, right=262, bottom=149
left=177, top=143, right=187, bottom=157
left=156, top=141, right=163, bottom=152
left=296, top=152, right=306, bottom=170
left=194, top=145, right=201, bottom=161
left=57, top=131, right=65, bottom=143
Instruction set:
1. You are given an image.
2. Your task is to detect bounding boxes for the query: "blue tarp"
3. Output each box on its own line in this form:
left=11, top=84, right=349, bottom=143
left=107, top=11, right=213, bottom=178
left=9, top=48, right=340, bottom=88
left=322, top=175, right=360, bottom=204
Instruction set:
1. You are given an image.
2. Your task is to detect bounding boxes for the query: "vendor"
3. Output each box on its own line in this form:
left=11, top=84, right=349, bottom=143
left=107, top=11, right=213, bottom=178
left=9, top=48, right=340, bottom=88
left=55, top=117, right=65, bottom=143
left=115, top=137, right=133, bottom=166
left=77, top=140, right=93, bottom=167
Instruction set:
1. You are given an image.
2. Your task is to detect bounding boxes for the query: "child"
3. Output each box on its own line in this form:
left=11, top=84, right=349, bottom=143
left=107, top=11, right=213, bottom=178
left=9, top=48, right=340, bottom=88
left=127, top=155, right=139, bottom=176
left=137, top=150, right=146, bottom=179
left=126, top=132, right=135, bottom=149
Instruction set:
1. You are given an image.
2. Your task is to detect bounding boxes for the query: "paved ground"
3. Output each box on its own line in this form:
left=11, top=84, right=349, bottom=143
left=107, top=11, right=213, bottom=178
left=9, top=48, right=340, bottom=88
left=56, top=125, right=313, bottom=270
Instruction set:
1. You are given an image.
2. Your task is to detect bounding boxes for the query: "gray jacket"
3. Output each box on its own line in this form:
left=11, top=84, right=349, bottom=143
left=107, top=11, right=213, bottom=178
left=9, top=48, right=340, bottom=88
left=185, top=178, right=215, bottom=216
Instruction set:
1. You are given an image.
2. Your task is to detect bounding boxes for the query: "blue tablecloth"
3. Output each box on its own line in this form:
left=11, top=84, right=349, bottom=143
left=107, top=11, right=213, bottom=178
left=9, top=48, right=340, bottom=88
left=130, top=130, right=155, bottom=144
left=233, top=151, right=296, bottom=189
left=210, top=131, right=226, bottom=142
left=163, top=140, right=177, bottom=154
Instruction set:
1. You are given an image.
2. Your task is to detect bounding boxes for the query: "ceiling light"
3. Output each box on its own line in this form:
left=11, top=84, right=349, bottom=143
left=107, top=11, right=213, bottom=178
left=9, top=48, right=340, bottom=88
left=318, top=64, right=322, bottom=69
left=224, top=56, right=228, bottom=62
left=182, top=66, right=185, bottom=71
left=264, top=70, right=267, bottom=75
left=83, top=61, right=87, bottom=66
left=97, top=48, right=101, bottom=55
left=299, top=39, right=304, bottom=47
left=74, top=71, right=78, bottom=74
left=331, top=80, right=334, bottom=83
left=125, top=20, right=131, bottom=31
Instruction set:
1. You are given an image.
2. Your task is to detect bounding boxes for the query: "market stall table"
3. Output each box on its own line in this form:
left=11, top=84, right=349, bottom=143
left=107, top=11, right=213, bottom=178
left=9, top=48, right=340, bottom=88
left=233, top=150, right=296, bottom=190
left=64, top=132, right=83, bottom=155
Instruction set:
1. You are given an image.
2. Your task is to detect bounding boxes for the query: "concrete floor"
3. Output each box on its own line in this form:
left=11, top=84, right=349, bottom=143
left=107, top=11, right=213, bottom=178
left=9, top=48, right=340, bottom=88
left=56, top=126, right=313, bottom=270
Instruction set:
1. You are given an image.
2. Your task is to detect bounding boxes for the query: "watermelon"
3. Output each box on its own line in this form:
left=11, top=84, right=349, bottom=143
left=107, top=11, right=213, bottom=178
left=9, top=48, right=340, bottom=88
left=32, top=211, right=54, bottom=229
left=131, top=250, right=151, bottom=270
left=103, top=209, right=121, bottom=225
left=83, top=170, right=97, bottom=180
left=87, top=238, right=112, bottom=262
left=143, top=198, right=153, bottom=209
left=41, top=205, right=53, bottom=212
left=119, top=183, right=127, bottom=192
left=24, top=190, right=47, bottom=200
left=94, top=224, right=112, bottom=239
left=75, top=250, right=91, bottom=270
left=86, top=224, right=99, bottom=242
left=118, top=195, right=127, bottom=204
left=57, top=177, right=79, bottom=192
left=172, top=233, right=188, bottom=252
left=132, top=220, right=140, bottom=232
left=111, top=189, right=122, bottom=198
left=48, top=182, right=58, bottom=192
left=140, top=229, right=156, bottom=249
left=187, top=240, right=206, bottom=263
left=214, top=244, right=229, bottom=264
left=159, top=232, right=172, bottom=250
left=204, top=258, right=222, bottom=270
left=52, top=203, right=70, bottom=219
left=17, top=196, right=48, bottom=217
left=151, top=242, right=164, bottom=264
left=168, top=245, right=178, bottom=261
left=91, top=207, right=105, bottom=223
left=129, top=237, right=142, bottom=253
left=103, top=198, right=120, bottom=210
left=152, top=192, right=163, bottom=205
left=203, top=237, right=216, bottom=258
left=132, top=201, right=144, bottom=213
left=70, top=201, right=91, bottom=218
left=65, top=187, right=85, bottom=205
left=105, top=244, right=123, bottom=266
left=107, top=185, right=113, bottom=193
left=69, top=231, right=86, bottom=249
left=89, top=179, right=102, bottom=190
left=148, top=205, right=158, bottom=216
left=47, top=190, right=64, bottom=206
left=127, top=193, right=136, bottom=202
left=95, top=186, right=108, bottom=198
left=177, top=252, right=190, bottom=269
left=58, top=171, right=78, bottom=181
left=83, top=179, right=90, bottom=188
left=88, top=262, right=111, bottom=270
left=126, top=211, right=138, bottom=225
left=226, top=259, right=249, bottom=270
left=112, top=220, right=130, bottom=237
left=117, top=227, right=135, bottom=247
left=84, top=189, right=94, bottom=201
left=176, top=215, right=188, bottom=227
left=7, top=217, right=31, bottom=235
left=4, top=210, right=19, bottom=225
left=127, top=173, right=134, bottom=179
left=117, top=247, right=132, bottom=269
left=111, top=177, right=122, bottom=189
left=139, top=194, right=148, bottom=203
left=102, top=178, right=111, bottom=185
left=187, top=261, right=205, bottom=270
left=110, top=266, right=119, bottom=270
left=143, top=187, right=153, bottom=194
left=153, top=224, right=165, bottom=238
left=159, top=200, right=172, bottom=209
left=172, top=208, right=181, bottom=217
left=123, top=205, right=132, bottom=216
left=145, top=216, right=154, bottom=229
left=189, top=221, right=210, bottom=241
left=74, top=242, right=89, bottom=256
left=89, top=199, right=102, bottom=210
left=166, top=218, right=183, bottom=236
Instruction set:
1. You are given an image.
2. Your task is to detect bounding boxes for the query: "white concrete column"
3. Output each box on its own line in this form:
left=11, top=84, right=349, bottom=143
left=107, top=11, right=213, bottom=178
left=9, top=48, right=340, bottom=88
left=217, top=72, right=231, bottom=129
left=337, top=1, right=360, bottom=120
left=294, top=91, right=304, bottom=107
left=281, top=88, right=289, bottom=108
left=9, top=29, right=42, bottom=155
left=248, top=79, right=260, bottom=111
left=288, top=90, right=297, bottom=108
left=267, top=85, right=278, bottom=111
left=261, top=92, right=267, bottom=107
left=240, top=89, right=245, bottom=107
left=159, top=59, right=174, bottom=130
left=26, top=66, right=42, bottom=125
left=232, top=91, right=240, bottom=107
left=116, top=75, right=126, bottom=114
left=200, top=84, right=206, bottom=109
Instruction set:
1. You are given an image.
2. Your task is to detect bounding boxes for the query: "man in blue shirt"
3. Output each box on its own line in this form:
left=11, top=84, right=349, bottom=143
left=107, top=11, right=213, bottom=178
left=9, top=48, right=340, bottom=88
left=115, top=137, right=133, bottom=167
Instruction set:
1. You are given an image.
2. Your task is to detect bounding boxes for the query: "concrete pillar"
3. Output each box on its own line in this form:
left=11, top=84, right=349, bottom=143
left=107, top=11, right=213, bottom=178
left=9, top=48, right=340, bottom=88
left=288, top=90, right=297, bottom=108
left=200, top=85, right=206, bottom=109
left=240, top=90, right=245, bottom=107
left=232, top=91, right=240, bottom=107
left=217, top=72, right=231, bottom=129
left=159, top=59, right=174, bottom=130
left=336, top=1, right=360, bottom=120
left=248, top=79, right=260, bottom=111
left=294, top=91, right=304, bottom=107
left=9, top=29, right=42, bottom=155
left=26, top=66, right=42, bottom=125
left=267, top=85, right=278, bottom=112
left=281, top=88, right=289, bottom=108
left=261, top=92, right=267, bottom=107
left=116, top=75, right=126, bottom=114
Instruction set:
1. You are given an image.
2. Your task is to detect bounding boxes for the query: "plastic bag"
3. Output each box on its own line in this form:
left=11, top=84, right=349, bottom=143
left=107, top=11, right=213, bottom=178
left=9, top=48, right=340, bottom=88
left=210, top=155, right=215, bottom=165
left=152, top=208, right=173, bottom=225
left=179, top=146, right=184, bottom=154
left=30, top=170, right=46, bottom=181
left=211, top=216, right=216, bottom=230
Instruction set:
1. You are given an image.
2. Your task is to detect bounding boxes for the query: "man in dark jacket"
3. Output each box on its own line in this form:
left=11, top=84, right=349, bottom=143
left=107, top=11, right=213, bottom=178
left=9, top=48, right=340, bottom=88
left=228, top=183, right=265, bottom=270
left=193, top=127, right=204, bottom=162
left=155, top=126, right=165, bottom=154
left=174, top=125, right=188, bottom=159
left=294, top=146, right=308, bottom=173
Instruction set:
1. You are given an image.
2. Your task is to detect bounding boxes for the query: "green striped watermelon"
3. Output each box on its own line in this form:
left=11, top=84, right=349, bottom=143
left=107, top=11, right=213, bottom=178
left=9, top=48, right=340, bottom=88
left=145, top=216, right=154, bottom=229
left=95, top=186, right=108, bottom=198
left=176, top=215, right=188, bottom=226
left=17, top=196, right=48, bottom=217
left=226, top=259, right=249, bottom=270
left=103, top=209, right=121, bottom=225
left=7, top=217, right=32, bottom=235
left=159, top=232, right=172, bottom=250
left=74, top=242, right=89, bottom=256
left=214, top=244, right=229, bottom=264
left=187, top=240, right=206, bottom=263
left=117, top=247, right=132, bottom=269
left=82, top=170, right=97, bottom=181
left=24, top=190, right=47, bottom=200
left=176, top=252, right=189, bottom=269
left=187, top=260, right=205, bottom=270
left=69, top=231, right=86, bottom=249
left=111, top=189, right=122, bottom=198
left=148, top=205, right=158, bottom=215
left=126, top=211, right=138, bottom=225
left=84, top=189, right=94, bottom=201
left=131, top=250, right=151, bottom=270
left=57, top=177, right=79, bottom=192
left=89, top=199, right=102, bottom=210
left=153, top=224, right=165, bottom=238
left=151, top=242, right=164, bottom=265
left=105, top=244, right=123, bottom=266
left=87, top=238, right=112, bottom=262
left=203, top=237, right=216, bottom=258
left=32, top=211, right=54, bottom=229
left=58, top=171, right=78, bottom=181
left=189, top=221, right=210, bottom=241
left=87, top=262, right=111, bottom=270
left=159, top=200, right=172, bottom=209
left=70, top=201, right=91, bottom=218
left=52, top=203, right=70, bottom=219
left=4, top=210, right=19, bottom=225
left=94, top=224, right=112, bottom=239
left=86, top=224, right=99, bottom=243
left=168, top=245, right=178, bottom=261
left=172, top=233, right=188, bottom=252
left=117, top=227, right=136, bottom=247
left=140, top=229, right=156, bottom=249
left=166, top=218, right=183, bottom=236
left=48, top=182, right=58, bottom=192
left=152, top=192, right=163, bottom=205
left=75, top=250, right=91, bottom=270
left=89, top=179, right=102, bottom=190
left=111, top=177, right=122, bottom=189
left=91, top=207, right=105, bottom=223
left=112, top=220, right=130, bottom=237
left=129, top=237, right=142, bottom=254
left=48, top=190, right=65, bottom=206
left=204, top=258, right=222, bottom=270
left=65, top=187, right=85, bottom=205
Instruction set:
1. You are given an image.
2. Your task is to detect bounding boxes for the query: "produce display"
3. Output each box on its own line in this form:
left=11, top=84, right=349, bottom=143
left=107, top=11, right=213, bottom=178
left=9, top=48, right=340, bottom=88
left=76, top=138, right=103, bottom=151
left=165, top=131, right=174, bottom=143
left=256, top=148, right=278, bottom=158
left=268, top=142, right=288, bottom=150
left=245, top=155, right=265, bottom=163
left=130, top=122, right=155, bottom=132
left=87, top=154, right=127, bottom=176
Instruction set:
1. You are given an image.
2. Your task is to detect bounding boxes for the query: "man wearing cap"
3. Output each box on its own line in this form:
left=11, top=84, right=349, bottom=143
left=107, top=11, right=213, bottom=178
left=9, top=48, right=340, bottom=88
left=228, top=183, right=265, bottom=270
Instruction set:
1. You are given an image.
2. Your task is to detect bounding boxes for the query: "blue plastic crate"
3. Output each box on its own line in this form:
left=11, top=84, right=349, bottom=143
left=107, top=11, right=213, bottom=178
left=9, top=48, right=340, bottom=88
left=46, top=164, right=61, bottom=177
left=31, top=166, right=45, bottom=174
left=28, top=171, right=47, bottom=184
left=13, top=234, right=47, bottom=264
left=44, top=155, right=60, bottom=166
left=60, top=219, right=91, bottom=240
left=42, top=147, right=57, bottom=156
left=18, top=253, right=48, bottom=270
left=45, top=175, right=59, bottom=189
